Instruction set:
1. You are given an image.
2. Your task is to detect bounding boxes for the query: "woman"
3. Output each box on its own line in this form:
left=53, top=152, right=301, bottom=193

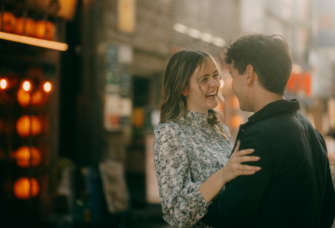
left=154, top=50, right=261, bottom=228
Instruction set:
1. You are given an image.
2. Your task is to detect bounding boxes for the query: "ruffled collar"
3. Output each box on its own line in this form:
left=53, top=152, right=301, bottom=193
left=178, top=111, right=208, bottom=126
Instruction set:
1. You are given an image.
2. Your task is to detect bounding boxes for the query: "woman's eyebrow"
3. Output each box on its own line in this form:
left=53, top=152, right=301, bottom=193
left=202, top=70, right=218, bottom=77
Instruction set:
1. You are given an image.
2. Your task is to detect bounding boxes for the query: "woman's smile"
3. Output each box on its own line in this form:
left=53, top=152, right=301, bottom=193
left=205, top=91, right=217, bottom=100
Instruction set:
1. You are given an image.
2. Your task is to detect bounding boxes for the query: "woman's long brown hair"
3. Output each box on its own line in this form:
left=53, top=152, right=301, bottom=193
left=159, top=50, right=228, bottom=139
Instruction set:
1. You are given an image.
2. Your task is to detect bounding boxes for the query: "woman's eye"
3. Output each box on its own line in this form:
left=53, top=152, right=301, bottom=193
left=201, top=78, right=207, bottom=82
left=214, top=74, right=219, bottom=77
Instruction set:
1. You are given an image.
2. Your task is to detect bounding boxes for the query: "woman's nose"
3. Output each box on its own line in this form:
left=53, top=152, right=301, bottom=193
left=209, top=77, right=219, bottom=87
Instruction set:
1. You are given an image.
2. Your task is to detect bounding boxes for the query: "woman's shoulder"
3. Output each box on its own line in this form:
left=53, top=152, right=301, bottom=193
left=218, top=122, right=230, bottom=133
left=154, top=121, right=182, bottom=134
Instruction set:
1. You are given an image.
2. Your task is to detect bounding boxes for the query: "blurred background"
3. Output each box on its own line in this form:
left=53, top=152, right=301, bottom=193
left=0, top=0, right=334, bottom=227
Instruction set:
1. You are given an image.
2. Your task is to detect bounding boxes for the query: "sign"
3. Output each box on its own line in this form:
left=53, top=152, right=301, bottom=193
left=117, top=0, right=136, bottom=33
left=104, top=44, right=132, bottom=131
left=287, top=71, right=312, bottom=97
left=26, top=0, right=78, bottom=20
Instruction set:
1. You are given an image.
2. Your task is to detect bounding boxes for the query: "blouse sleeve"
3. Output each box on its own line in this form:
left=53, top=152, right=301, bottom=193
left=154, top=123, right=212, bottom=227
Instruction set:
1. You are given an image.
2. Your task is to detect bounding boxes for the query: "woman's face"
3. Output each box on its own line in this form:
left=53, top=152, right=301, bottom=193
left=183, top=58, right=220, bottom=113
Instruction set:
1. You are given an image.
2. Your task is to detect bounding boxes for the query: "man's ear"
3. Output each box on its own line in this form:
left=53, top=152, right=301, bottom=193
left=181, top=87, right=188, bottom=96
left=246, top=64, right=255, bottom=86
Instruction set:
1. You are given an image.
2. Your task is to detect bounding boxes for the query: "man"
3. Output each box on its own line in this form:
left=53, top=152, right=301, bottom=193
left=200, top=34, right=335, bottom=227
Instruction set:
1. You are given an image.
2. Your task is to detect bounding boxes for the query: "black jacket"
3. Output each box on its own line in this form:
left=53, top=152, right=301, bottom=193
left=201, top=99, right=335, bottom=228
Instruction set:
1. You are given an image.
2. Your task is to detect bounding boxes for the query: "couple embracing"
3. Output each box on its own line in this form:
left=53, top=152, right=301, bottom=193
left=154, top=34, right=335, bottom=228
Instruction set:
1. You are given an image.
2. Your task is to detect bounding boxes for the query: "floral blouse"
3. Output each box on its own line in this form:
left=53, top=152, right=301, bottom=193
left=154, top=111, right=234, bottom=228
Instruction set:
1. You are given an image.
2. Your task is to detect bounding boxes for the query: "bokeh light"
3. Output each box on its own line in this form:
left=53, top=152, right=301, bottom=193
left=16, top=115, right=42, bottom=137
left=22, top=81, right=31, bottom=92
left=13, top=177, right=39, bottom=199
left=0, top=79, right=7, bottom=89
left=15, top=146, right=41, bottom=167
left=43, top=82, right=52, bottom=93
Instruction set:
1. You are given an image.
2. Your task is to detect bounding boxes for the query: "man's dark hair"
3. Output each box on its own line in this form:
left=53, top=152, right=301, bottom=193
left=224, top=34, right=292, bottom=95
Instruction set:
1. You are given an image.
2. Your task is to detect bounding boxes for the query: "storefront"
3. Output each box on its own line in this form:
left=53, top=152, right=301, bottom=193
left=0, top=0, right=77, bottom=225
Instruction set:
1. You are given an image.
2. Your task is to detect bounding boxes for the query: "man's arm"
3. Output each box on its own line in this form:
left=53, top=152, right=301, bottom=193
left=201, top=130, right=274, bottom=228
left=316, top=131, right=335, bottom=227
left=321, top=158, right=335, bottom=228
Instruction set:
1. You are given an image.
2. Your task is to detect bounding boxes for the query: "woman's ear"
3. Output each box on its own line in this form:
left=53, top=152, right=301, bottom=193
left=181, top=87, right=188, bottom=96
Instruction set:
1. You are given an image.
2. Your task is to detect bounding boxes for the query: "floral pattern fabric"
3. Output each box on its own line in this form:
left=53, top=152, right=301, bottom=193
left=154, top=111, right=234, bottom=228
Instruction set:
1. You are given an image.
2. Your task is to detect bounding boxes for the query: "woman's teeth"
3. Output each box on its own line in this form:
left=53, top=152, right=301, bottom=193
left=206, top=94, right=216, bottom=99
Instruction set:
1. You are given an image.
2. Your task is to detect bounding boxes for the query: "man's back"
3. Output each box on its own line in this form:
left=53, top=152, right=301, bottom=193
left=201, top=99, right=335, bottom=228
left=247, top=111, right=330, bottom=227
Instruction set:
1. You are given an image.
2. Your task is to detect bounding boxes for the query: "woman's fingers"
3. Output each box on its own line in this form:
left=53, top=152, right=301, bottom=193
left=233, top=140, right=241, bottom=153
left=241, top=170, right=256, bottom=175
left=239, top=165, right=261, bottom=171
left=238, top=155, right=260, bottom=163
left=238, top=149, right=255, bottom=156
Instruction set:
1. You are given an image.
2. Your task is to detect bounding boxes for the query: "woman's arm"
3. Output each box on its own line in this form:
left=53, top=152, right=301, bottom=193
left=154, top=123, right=211, bottom=227
left=200, top=141, right=261, bottom=202
left=154, top=124, right=261, bottom=227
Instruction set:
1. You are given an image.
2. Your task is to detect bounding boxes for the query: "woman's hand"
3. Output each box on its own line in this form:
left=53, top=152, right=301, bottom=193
left=221, top=140, right=261, bottom=183
left=200, top=141, right=261, bottom=202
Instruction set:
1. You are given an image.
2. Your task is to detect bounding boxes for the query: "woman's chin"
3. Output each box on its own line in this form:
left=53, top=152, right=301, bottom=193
left=206, top=100, right=219, bottom=110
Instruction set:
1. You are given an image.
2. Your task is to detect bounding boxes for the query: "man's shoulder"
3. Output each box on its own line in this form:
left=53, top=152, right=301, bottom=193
left=247, top=111, right=311, bottom=133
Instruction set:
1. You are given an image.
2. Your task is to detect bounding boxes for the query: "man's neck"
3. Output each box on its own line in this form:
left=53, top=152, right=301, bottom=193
left=253, top=91, right=284, bottom=113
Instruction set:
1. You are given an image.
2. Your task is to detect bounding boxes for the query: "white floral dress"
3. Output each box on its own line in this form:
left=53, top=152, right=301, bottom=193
left=154, top=111, right=234, bottom=228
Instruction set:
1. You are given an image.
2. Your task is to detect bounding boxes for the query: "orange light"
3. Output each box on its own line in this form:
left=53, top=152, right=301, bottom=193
left=231, top=96, right=240, bottom=109
left=23, top=81, right=31, bottom=92
left=232, top=115, right=244, bottom=129
left=32, top=90, right=43, bottom=105
left=0, top=31, right=68, bottom=51
left=133, top=107, right=145, bottom=128
left=15, top=17, right=36, bottom=37
left=17, top=88, right=44, bottom=107
left=43, top=82, right=52, bottom=93
left=17, top=88, right=30, bottom=106
left=0, top=12, right=16, bottom=33
left=216, top=99, right=224, bottom=112
left=35, top=21, right=56, bottom=40
left=16, top=115, right=42, bottom=137
left=13, top=177, right=39, bottom=199
left=15, top=146, right=41, bottom=167
left=0, top=79, right=7, bottom=89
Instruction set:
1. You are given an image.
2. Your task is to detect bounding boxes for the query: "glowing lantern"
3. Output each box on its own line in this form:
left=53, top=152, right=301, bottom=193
left=15, top=146, right=41, bottom=167
left=0, top=78, right=8, bottom=89
left=0, top=12, right=16, bottom=33
left=232, top=115, right=244, bottom=129
left=43, top=82, right=52, bottom=93
left=13, top=177, right=39, bottom=199
left=14, top=17, right=36, bottom=36
left=17, top=88, right=30, bottom=106
left=16, top=115, right=42, bottom=137
left=32, top=90, right=43, bottom=105
left=22, top=81, right=31, bottom=92
left=17, top=88, right=44, bottom=107
left=231, top=96, right=240, bottom=109
left=35, top=21, right=56, bottom=40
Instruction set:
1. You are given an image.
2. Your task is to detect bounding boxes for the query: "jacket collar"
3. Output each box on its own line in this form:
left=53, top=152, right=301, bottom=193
left=246, top=99, right=300, bottom=125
